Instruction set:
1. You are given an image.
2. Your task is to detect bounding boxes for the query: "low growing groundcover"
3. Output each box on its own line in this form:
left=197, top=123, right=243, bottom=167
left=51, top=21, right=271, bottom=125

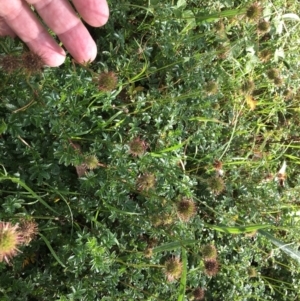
left=1, top=1, right=300, bottom=300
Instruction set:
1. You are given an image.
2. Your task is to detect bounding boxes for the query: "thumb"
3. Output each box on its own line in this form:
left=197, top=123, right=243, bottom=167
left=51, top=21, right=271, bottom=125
left=0, top=18, right=15, bottom=37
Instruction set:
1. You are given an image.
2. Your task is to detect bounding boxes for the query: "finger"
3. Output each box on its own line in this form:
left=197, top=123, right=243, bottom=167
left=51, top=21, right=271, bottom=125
left=0, top=18, right=16, bottom=37
left=27, top=0, right=97, bottom=64
left=0, top=1, right=66, bottom=66
left=72, top=0, right=109, bottom=27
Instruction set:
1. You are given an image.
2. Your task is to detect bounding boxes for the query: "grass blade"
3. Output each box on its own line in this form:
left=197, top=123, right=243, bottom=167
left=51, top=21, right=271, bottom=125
left=0, top=174, right=59, bottom=215
left=153, top=240, right=197, bottom=253
left=102, top=200, right=143, bottom=215
left=189, top=116, right=228, bottom=125
left=177, top=248, right=187, bottom=301
left=206, top=223, right=273, bottom=234
left=259, top=230, right=300, bottom=264
left=151, top=142, right=186, bottom=154
left=39, top=233, right=66, bottom=268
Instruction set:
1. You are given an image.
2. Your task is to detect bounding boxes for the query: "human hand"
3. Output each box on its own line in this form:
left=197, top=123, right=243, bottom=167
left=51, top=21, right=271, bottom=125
left=0, top=0, right=109, bottom=66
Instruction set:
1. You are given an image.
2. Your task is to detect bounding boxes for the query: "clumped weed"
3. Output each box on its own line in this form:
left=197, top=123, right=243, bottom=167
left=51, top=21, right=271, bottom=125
left=0, top=0, right=300, bottom=300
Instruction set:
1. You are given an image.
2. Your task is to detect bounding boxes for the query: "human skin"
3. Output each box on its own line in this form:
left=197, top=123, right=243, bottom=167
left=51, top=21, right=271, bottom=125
left=0, top=0, right=109, bottom=66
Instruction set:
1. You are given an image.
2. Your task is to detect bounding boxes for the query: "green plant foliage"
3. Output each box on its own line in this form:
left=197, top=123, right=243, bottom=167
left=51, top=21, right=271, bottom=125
left=1, top=0, right=300, bottom=300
